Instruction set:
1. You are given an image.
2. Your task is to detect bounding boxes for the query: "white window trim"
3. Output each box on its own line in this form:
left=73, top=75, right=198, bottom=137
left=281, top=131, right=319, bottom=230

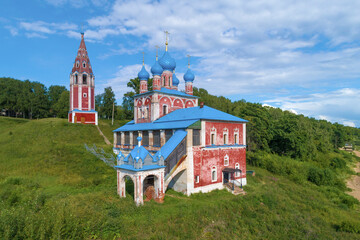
left=224, top=154, right=229, bottom=166
left=211, top=166, right=217, bottom=182
left=235, top=163, right=240, bottom=177
left=234, top=133, right=239, bottom=145
left=195, top=176, right=200, bottom=183
left=210, top=127, right=216, bottom=145
left=83, top=93, right=87, bottom=98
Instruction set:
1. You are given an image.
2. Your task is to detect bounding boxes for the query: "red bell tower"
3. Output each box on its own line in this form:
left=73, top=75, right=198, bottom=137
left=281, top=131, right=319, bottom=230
left=68, top=32, right=98, bottom=125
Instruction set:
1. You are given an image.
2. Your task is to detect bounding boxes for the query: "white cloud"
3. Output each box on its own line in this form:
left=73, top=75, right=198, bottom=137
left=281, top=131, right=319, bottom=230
left=264, top=88, right=360, bottom=127
left=19, top=21, right=78, bottom=38
left=99, top=64, right=150, bottom=100
left=82, top=0, right=360, bottom=97
left=5, top=26, right=18, bottom=36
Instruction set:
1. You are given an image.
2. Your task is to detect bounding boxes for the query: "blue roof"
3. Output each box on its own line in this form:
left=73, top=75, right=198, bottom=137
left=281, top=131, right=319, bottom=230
left=151, top=60, right=163, bottom=76
left=70, top=109, right=98, bottom=113
left=138, top=65, right=150, bottom=81
left=153, top=130, right=187, bottom=160
left=159, top=51, right=176, bottom=71
left=115, top=164, right=165, bottom=172
left=184, top=68, right=195, bottom=82
left=156, top=105, right=248, bottom=123
left=134, top=87, right=198, bottom=98
left=113, top=119, right=198, bottom=132
left=128, top=145, right=151, bottom=162
left=172, top=72, right=179, bottom=86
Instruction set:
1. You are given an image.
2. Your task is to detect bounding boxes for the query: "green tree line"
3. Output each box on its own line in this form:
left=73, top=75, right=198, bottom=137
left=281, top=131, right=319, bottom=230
left=0, top=77, right=69, bottom=119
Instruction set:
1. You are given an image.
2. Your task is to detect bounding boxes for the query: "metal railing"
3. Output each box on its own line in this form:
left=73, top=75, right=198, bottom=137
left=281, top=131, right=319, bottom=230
left=85, top=144, right=116, bottom=170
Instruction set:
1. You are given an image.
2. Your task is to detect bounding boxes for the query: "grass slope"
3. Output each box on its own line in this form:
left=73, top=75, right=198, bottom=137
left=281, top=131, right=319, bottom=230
left=0, top=117, right=360, bottom=239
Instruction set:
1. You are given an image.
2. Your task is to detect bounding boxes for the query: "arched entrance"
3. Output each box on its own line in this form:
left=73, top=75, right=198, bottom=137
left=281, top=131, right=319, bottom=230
left=143, top=174, right=160, bottom=201
left=124, top=176, right=135, bottom=199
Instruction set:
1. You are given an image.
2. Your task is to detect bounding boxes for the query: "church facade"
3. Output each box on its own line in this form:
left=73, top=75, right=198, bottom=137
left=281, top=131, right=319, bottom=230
left=113, top=39, right=247, bottom=205
left=68, top=33, right=98, bottom=125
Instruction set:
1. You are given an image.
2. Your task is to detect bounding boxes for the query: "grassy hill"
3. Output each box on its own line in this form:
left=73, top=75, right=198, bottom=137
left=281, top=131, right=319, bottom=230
left=1, top=117, right=360, bottom=239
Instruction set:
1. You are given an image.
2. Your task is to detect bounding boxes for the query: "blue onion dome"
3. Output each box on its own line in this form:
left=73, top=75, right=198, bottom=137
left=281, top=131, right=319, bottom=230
left=184, top=68, right=195, bottom=82
left=172, top=72, right=179, bottom=86
left=138, top=65, right=150, bottom=81
left=159, top=51, right=176, bottom=71
left=151, top=60, right=163, bottom=76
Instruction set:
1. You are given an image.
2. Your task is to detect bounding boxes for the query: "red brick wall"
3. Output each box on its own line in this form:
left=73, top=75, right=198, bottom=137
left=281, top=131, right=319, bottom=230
left=81, top=86, right=89, bottom=110
left=205, top=121, right=244, bottom=146
left=193, top=147, right=246, bottom=188
left=73, top=86, right=78, bottom=109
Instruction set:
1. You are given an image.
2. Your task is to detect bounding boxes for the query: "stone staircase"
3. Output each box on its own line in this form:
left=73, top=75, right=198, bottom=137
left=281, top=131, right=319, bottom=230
left=224, top=182, right=246, bottom=196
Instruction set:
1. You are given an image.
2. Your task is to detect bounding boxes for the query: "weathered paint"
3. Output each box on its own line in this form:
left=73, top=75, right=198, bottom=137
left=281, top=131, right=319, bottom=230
left=204, top=121, right=244, bottom=146
left=192, top=146, right=246, bottom=188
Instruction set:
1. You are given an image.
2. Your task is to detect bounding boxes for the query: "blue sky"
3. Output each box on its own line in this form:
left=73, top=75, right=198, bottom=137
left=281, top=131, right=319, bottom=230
left=1, top=0, right=360, bottom=127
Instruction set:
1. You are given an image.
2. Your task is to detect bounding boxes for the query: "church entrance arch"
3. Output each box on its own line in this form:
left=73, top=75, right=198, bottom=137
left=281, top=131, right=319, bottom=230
left=123, top=175, right=135, bottom=199
left=143, top=174, right=160, bottom=201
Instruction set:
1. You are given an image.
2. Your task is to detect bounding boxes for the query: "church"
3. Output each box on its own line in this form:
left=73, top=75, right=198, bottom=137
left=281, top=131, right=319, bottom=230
left=113, top=36, right=248, bottom=205
left=68, top=32, right=98, bottom=125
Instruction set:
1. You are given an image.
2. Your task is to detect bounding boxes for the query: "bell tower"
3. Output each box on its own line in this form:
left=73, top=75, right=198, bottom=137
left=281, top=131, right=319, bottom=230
left=68, top=32, right=98, bottom=125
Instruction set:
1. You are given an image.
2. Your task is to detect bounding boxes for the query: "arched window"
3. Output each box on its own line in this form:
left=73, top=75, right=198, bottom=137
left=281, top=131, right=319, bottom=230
left=223, top=133, right=228, bottom=145
left=74, top=74, right=78, bottom=84
left=82, top=74, right=87, bottom=84
left=224, top=155, right=229, bottom=166
left=83, top=62, right=86, bottom=68
left=76, top=62, right=79, bottom=68
left=211, top=166, right=217, bottom=182
left=234, top=133, right=239, bottom=145
left=163, top=105, right=168, bottom=115
left=211, top=133, right=215, bottom=145
left=162, top=76, right=165, bottom=86
left=235, top=163, right=240, bottom=177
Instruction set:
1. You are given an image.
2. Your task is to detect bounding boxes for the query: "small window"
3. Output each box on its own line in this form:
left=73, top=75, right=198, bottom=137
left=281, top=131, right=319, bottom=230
left=224, top=155, right=229, bottom=166
left=83, top=62, right=86, bottom=68
left=82, top=74, right=87, bottom=84
left=193, top=129, right=200, bottom=146
left=234, top=133, right=238, bottom=145
left=75, top=74, right=78, bottom=84
left=211, top=133, right=215, bottom=145
left=163, top=105, right=168, bottom=115
left=223, top=133, right=228, bottom=145
left=195, top=176, right=200, bottom=183
left=235, top=163, right=240, bottom=177
left=211, top=167, right=217, bottom=182
left=76, top=62, right=79, bottom=68
left=83, top=93, right=87, bottom=98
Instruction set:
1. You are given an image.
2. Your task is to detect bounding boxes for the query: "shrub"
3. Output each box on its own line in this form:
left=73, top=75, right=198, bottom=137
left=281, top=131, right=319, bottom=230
left=336, top=221, right=360, bottom=233
left=330, top=157, right=346, bottom=169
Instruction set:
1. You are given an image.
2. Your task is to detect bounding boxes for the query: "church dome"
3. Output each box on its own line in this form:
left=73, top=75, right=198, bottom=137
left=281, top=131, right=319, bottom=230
left=151, top=60, right=163, bottom=76
left=172, top=72, right=179, bottom=86
left=138, top=65, right=150, bottom=81
left=159, top=51, right=176, bottom=71
left=184, top=68, right=195, bottom=82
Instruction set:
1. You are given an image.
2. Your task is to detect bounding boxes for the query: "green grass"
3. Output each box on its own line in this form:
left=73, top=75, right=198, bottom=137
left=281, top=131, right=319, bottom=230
left=0, top=117, right=360, bottom=239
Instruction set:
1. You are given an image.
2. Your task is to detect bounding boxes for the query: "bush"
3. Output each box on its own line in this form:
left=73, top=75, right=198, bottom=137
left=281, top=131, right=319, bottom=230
left=330, top=157, right=346, bottom=169
left=336, top=220, right=360, bottom=233
left=307, top=167, right=335, bottom=186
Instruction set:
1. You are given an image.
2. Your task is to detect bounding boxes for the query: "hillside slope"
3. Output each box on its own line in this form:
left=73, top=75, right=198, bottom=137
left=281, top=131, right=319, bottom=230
left=1, top=117, right=360, bottom=239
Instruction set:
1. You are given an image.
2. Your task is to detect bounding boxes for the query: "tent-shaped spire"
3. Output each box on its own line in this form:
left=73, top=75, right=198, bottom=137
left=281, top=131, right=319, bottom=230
left=71, top=33, right=93, bottom=74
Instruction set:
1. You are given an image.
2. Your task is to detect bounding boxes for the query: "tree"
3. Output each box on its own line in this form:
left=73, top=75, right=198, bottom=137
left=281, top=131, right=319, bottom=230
left=53, top=91, right=69, bottom=118
left=101, top=87, right=116, bottom=119
left=48, top=85, right=67, bottom=116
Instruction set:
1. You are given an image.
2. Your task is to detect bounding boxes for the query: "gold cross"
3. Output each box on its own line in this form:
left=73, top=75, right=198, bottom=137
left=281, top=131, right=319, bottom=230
left=187, top=55, right=191, bottom=68
left=142, top=52, right=145, bottom=65
left=164, top=30, right=170, bottom=51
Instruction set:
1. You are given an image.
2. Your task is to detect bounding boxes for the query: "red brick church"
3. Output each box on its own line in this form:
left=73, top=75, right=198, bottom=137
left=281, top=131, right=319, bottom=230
left=68, top=32, right=98, bottom=125
left=113, top=38, right=248, bottom=205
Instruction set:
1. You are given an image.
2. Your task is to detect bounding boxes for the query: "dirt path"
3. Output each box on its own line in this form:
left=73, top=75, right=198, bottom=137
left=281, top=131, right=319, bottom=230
left=347, top=150, right=360, bottom=201
left=96, top=125, right=111, bottom=145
